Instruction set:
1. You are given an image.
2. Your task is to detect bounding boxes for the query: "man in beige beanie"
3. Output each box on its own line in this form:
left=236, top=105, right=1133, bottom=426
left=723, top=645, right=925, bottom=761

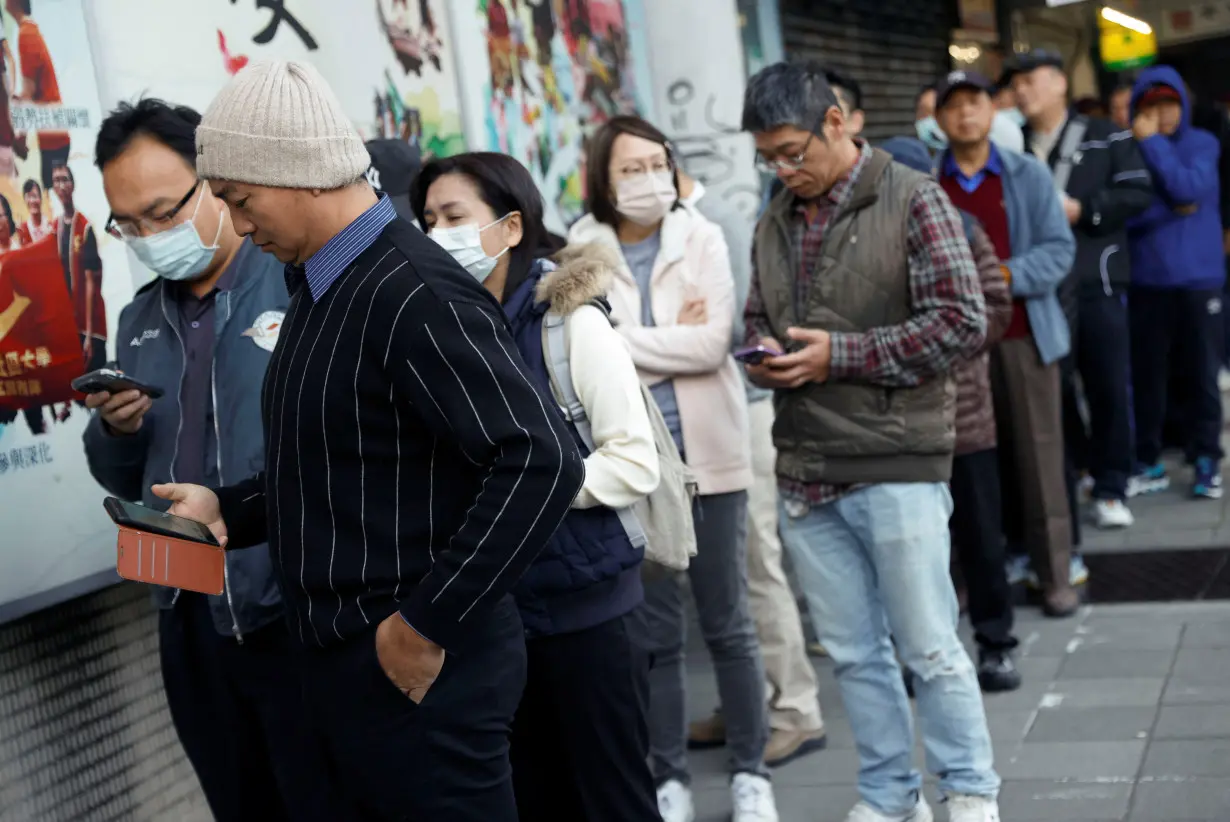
left=155, top=59, right=586, bottom=821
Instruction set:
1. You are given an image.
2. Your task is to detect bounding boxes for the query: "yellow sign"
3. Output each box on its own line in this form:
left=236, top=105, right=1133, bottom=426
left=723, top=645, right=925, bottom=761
left=1100, top=21, right=1157, bottom=71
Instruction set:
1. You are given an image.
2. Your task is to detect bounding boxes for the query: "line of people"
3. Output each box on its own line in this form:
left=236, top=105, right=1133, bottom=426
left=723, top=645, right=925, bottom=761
left=78, top=51, right=1222, bottom=822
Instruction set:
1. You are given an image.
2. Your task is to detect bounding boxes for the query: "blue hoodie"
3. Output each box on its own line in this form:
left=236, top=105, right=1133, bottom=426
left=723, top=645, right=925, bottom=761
left=1127, top=65, right=1224, bottom=291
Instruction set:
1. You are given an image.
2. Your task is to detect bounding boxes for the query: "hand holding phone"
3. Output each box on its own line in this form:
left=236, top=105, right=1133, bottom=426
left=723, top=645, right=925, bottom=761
left=86, top=388, right=152, bottom=435
left=72, top=368, right=165, bottom=399
left=105, top=496, right=225, bottom=595
left=733, top=343, right=782, bottom=366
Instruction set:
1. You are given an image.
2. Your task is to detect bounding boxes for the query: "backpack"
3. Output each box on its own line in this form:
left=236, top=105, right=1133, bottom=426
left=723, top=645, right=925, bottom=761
left=541, top=305, right=698, bottom=571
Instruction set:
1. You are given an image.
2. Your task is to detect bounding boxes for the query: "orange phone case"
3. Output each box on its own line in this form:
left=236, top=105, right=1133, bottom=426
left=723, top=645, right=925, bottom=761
left=116, top=526, right=225, bottom=595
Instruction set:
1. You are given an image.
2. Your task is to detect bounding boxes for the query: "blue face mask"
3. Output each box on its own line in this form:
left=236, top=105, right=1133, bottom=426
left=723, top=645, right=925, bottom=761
left=126, top=186, right=225, bottom=281
left=915, top=116, right=948, bottom=151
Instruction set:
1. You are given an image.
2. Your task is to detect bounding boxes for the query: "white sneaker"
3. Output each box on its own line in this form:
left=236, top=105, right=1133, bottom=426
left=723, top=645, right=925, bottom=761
left=1094, top=498, right=1134, bottom=529
left=946, top=794, right=1000, bottom=822
left=845, top=797, right=934, bottom=822
left=731, top=773, right=779, bottom=822
left=657, top=779, right=695, bottom=822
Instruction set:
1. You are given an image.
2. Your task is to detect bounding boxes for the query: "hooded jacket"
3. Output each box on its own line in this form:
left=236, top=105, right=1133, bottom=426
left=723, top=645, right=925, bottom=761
left=1127, top=65, right=1225, bottom=291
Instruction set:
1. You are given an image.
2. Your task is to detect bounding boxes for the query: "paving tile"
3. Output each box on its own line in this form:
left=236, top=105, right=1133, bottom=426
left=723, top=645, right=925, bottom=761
left=1155, top=705, right=1230, bottom=739
left=1057, top=649, right=1175, bottom=680
left=1163, top=678, right=1230, bottom=705
left=1142, top=739, right=1230, bottom=778
left=1181, top=621, right=1230, bottom=649
left=1066, top=620, right=1184, bottom=652
left=1015, top=655, right=1064, bottom=682
left=1026, top=706, right=1157, bottom=743
left=1130, top=777, right=1230, bottom=820
left=1041, top=677, right=1166, bottom=708
left=996, top=779, right=1132, bottom=820
left=997, top=740, right=1145, bottom=780
left=770, top=747, right=861, bottom=787
left=1171, top=649, right=1230, bottom=681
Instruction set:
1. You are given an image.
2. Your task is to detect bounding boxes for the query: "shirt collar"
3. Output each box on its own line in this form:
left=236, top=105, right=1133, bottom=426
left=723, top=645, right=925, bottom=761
left=795, top=139, right=872, bottom=215
left=285, top=194, right=398, bottom=301
left=941, top=142, right=1003, bottom=181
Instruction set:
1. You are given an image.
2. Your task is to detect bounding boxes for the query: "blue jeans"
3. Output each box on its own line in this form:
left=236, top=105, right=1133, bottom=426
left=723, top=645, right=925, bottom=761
left=779, top=483, right=999, bottom=815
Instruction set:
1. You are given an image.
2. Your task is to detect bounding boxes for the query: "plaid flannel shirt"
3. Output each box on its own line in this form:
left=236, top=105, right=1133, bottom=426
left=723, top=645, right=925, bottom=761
left=745, top=141, right=986, bottom=508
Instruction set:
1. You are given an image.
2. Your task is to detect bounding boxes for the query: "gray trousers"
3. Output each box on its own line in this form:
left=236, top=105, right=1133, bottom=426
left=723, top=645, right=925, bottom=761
left=634, top=491, right=770, bottom=784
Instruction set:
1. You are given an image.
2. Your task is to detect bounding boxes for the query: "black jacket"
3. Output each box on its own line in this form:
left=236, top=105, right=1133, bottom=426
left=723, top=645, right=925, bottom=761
left=1024, top=113, right=1153, bottom=309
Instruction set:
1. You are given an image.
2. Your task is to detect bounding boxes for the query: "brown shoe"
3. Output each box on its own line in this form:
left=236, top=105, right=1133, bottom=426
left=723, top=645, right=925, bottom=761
left=764, top=727, right=828, bottom=768
left=1043, top=585, right=1080, bottom=618
left=687, top=711, right=726, bottom=750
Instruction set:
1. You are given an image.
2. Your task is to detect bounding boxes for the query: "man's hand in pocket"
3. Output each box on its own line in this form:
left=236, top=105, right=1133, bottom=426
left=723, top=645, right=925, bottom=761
left=375, top=612, right=446, bottom=704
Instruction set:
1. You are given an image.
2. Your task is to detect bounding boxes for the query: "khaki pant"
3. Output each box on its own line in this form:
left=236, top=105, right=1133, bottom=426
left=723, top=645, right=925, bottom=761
left=990, top=338, right=1073, bottom=592
left=747, top=399, right=825, bottom=732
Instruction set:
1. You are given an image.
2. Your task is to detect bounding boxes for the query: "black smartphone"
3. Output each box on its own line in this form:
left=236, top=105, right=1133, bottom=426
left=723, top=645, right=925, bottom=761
left=103, top=497, right=219, bottom=546
left=72, top=368, right=165, bottom=400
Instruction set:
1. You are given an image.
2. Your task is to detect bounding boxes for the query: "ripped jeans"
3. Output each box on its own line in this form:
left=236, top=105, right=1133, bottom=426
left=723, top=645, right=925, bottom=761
left=779, top=483, right=999, bottom=816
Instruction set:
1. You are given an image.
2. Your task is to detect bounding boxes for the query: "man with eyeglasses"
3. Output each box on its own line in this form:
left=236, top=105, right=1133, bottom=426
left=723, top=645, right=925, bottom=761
left=81, top=98, right=341, bottom=822
left=742, top=63, right=1000, bottom=822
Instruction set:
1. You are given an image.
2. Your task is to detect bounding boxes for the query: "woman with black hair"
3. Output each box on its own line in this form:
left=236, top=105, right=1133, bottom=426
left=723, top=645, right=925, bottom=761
left=412, top=151, right=663, bottom=822
left=569, top=115, right=778, bottom=822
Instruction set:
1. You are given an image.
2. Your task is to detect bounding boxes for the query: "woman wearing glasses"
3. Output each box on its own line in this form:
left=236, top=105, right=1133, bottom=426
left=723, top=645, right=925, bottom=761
left=568, top=115, right=778, bottom=822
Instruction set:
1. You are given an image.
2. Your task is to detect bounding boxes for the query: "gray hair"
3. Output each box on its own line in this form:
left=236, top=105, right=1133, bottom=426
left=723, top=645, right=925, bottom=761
left=742, top=62, right=839, bottom=134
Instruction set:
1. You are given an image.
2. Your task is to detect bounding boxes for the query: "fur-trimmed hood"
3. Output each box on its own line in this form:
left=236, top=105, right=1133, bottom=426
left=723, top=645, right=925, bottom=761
left=533, top=242, right=619, bottom=314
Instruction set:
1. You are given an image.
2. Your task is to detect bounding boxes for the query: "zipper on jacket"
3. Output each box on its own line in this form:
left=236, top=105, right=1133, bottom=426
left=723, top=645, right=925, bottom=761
left=1099, top=244, right=1117, bottom=296
left=215, top=291, right=243, bottom=644
left=161, top=287, right=188, bottom=608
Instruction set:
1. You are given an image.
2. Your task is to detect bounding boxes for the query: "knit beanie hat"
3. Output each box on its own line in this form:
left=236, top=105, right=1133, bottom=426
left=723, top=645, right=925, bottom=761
left=196, top=59, right=370, bottom=189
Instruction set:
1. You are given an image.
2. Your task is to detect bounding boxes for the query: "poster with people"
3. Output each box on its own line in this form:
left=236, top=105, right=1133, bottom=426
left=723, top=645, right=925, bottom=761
left=0, top=0, right=135, bottom=621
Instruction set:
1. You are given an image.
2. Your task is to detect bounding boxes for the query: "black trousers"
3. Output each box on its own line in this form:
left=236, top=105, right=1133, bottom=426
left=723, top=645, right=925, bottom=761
left=511, top=614, right=660, bottom=822
left=950, top=449, right=1017, bottom=651
left=301, top=595, right=527, bottom=822
left=159, top=594, right=342, bottom=822
left=1130, top=286, right=1225, bottom=466
left=1062, top=290, right=1134, bottom=500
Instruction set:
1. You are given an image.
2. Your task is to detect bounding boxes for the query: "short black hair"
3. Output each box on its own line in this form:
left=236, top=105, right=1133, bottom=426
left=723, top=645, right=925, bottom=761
left=12, top=0, right=29, bottom=16
left=743, top=61, right=840, bottom=134
left=584, top=115, right=679, bottom=229
left=95, top=98, right=202, bottom=170
left=21, top=178, right=39, bottom=196
left=410, top=151, right=547, bottom=303
left=51, top=161, right=72, bottom=183
left=824, top=67, right=863, bottom=113
left=0, top=194, right=14, bottom=235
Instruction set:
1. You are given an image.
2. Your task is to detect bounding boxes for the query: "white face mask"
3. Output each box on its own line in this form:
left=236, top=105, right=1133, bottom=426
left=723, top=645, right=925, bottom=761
left=615, top=171, right=676, bottom=226
left=429, top=214, right=510, bottom=283
left=126, top=186, right=224, bottom=282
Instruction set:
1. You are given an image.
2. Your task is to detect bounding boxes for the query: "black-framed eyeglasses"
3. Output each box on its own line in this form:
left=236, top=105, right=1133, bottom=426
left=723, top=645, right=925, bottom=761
left=754, top=112, right=829, bottom=173
left=106, top=180, right=201, bottom=240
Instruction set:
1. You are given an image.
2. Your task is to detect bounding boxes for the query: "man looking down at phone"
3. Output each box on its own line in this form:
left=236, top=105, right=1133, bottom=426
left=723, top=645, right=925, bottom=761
left=82, top=99, right=341, bottom=822
left=742, top=63, right=999, bottom=822
left=150, top=60, right=585, bottom=822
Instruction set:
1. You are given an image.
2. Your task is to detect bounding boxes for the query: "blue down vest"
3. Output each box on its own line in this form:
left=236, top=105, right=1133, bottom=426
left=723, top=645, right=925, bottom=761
left=503, top=259, right=643, bottom=639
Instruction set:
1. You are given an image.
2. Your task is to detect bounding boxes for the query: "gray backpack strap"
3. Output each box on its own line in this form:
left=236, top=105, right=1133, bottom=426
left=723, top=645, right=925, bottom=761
left=541, top=310, right=648, bottom=549
left=1052, top=118, right=1088, bottom=194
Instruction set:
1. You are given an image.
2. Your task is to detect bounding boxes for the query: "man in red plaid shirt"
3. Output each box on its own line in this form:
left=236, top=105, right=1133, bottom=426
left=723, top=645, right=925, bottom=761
left=741, top=62, right=999, bottom=822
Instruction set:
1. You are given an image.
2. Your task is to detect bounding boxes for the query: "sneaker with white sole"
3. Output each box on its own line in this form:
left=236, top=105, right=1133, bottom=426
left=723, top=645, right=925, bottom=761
left=1094, top=498, right=1134, bottom=529
left=657, top=779, right=695, bottom=822
left=731, top=773, right=779, bottom=822
left=1128, top=463, right=1170, bottom=497
left=946, top=794, right=1000, bottom=822
left=845, top=797, right=934, bottom=822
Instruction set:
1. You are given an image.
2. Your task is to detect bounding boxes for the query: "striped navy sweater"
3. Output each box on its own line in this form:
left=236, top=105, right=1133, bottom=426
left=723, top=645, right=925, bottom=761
left=215, top=210, right=585, bottom=649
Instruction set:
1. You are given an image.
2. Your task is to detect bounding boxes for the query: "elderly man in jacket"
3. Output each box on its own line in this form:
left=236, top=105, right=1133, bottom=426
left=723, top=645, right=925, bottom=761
left=83, top=98, right=340, bottom=822
left=934, top=70, right=1079, bottom=619
left=743, top=62, right=998, bottom=822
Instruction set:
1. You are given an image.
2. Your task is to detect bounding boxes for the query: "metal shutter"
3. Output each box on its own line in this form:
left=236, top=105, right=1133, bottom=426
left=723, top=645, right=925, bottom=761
left=780, top=0, right=959, bottom=142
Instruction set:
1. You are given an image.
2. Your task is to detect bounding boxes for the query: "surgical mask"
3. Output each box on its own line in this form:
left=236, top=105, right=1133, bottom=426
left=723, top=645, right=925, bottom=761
left=429, top=214, right=510, bottom=283
left=126, top=186, right=224, bottom=281
left=1000, top=107, right=1026, bottom=128
left=615, top=171, right=676, bottom=226
left=915, top=116, right=948, bottom=152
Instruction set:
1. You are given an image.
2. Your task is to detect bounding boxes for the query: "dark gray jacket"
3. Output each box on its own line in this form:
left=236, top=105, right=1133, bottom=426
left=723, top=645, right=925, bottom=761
left=84, top=244, right=288, bottom=639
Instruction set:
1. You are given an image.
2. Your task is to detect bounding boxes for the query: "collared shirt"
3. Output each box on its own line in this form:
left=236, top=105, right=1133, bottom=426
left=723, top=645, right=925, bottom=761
left=941, top=143, right=1004, bottom=194
left=285, top=194, right=397, bottom=301
left=172, top=245, right=243, bottom=486
left=745, top=140, right=984, bottom=508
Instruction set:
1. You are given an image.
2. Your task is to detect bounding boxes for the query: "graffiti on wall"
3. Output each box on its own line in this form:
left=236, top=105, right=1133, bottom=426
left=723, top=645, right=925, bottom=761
left=481, top=0, right=647, bottom=231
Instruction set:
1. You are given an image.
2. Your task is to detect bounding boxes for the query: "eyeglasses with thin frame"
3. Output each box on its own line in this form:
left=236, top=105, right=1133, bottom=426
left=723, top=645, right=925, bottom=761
left=106, top=180, right=201, bottom=240
left=754, top=111, right=829, bottom=174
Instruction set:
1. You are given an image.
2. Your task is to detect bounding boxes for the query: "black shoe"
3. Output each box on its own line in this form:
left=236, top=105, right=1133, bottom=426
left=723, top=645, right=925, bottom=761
left=977, top=648, right=1022, bottom=693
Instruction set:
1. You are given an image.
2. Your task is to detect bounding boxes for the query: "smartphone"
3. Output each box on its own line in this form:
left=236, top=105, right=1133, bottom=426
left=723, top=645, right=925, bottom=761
left=105, top=497, right=224, bottom=595
left=732, top=345, right=780, bottom=365
left=72, top=368, right=165, bottom=400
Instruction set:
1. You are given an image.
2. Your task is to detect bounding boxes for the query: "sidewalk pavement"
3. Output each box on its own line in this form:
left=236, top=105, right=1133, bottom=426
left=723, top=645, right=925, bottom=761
left=684, top=601, right=1230, bottom=821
